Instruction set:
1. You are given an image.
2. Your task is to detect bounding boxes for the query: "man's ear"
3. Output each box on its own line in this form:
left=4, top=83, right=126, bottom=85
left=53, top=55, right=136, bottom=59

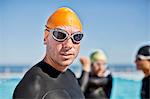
left=44, top=30, right=49, bottom=44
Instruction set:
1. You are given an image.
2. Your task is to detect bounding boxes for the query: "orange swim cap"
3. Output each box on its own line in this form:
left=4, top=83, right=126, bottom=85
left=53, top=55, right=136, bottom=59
left=46, top=7, right=82, bottom=32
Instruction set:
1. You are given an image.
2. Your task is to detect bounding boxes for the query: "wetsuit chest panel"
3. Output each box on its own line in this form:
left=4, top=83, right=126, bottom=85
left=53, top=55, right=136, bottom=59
left=42, top=70, right=84, bottom=99
left=42, top=89, right=71, bottom=99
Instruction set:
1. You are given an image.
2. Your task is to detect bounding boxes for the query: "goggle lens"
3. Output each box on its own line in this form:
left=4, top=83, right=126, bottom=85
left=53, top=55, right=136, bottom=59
left=49, top=28, right=83, bottom=43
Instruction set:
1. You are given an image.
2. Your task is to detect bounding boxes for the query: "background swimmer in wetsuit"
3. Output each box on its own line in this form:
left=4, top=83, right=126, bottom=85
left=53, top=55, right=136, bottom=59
left=13, top=7, right=85, bottom=99
left=135, top=45, right=150, bottom=99
left=78, top=49, right=113, bottom=99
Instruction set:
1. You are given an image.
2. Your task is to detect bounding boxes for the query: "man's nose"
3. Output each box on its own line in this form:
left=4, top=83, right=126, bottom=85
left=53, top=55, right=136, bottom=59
left=62, top=38, right=73, bottom=50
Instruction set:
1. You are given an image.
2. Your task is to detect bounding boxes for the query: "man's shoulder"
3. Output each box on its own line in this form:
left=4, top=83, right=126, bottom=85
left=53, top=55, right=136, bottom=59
left=65, top=69, right=77, bottom=78
left=13, top=63, right=45, bottom=98
left=24, top=63, right=43, bottom=78
left=18, top=63, right=44, bottom=85
left=16, top=62, right=46, bottom=89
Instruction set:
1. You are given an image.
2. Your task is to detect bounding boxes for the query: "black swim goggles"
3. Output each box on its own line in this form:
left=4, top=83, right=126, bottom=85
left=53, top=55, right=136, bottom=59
left=46, top=27, right=84, bottom=44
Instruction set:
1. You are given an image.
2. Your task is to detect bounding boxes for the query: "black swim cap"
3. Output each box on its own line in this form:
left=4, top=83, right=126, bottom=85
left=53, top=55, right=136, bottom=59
left=136, top=45, right=150, bottom=60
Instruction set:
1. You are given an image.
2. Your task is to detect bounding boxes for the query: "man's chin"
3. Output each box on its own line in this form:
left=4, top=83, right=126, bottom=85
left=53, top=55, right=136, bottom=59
left=61, top=59, right=73, bottom=67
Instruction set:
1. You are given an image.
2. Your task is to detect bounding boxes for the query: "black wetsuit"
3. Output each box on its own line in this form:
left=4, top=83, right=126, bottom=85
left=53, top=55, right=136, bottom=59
left=78, top=70, right=113, bottom=99
left=13, top=61, right=84, bottom=99
left=141, top=75, right=150, bottom=99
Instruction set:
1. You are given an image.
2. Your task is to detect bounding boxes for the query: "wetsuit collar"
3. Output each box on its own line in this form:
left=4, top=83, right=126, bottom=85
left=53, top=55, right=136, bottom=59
left=39, top=61, right=61, bottom=78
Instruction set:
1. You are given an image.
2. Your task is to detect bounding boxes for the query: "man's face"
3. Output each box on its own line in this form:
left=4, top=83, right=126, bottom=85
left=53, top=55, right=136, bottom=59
left=44, top=26, right=81, bottom=70
left=135, top=59, right=150, bottom=71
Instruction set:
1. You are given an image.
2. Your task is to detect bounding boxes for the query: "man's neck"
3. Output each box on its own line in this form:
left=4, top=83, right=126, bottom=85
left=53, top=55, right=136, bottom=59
left=43, top=56, right=67, bottom=72
left=144, top=69, right=150, bottom=77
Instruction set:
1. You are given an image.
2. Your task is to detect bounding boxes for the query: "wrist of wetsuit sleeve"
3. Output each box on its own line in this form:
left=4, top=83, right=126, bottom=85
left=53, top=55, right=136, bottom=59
left=82, top=70, right=90, bottom=75
left=82, top=65, right=90, bottom=72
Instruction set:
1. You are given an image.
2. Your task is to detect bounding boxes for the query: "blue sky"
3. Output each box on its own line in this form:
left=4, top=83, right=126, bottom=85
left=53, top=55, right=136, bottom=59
left=0, top=0, right=149, bottom=65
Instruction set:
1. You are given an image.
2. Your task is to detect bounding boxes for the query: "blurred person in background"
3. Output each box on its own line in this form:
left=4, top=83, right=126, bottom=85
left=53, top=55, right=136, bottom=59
left=78, top=49, right=113, bottom=99
left=135, top=45, right=150, bottom=99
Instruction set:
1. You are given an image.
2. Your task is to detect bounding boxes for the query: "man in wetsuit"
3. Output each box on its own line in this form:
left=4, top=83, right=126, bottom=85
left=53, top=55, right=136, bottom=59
left=135, top=45, right=150, bottom=99
left=78, top=49, right=113, bottom=99
left=13, top=7, right=85, bottom=99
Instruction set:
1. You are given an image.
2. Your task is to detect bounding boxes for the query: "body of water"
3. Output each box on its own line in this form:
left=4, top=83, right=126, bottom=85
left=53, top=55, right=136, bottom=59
left=0, top=64, right=143, bottom=99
